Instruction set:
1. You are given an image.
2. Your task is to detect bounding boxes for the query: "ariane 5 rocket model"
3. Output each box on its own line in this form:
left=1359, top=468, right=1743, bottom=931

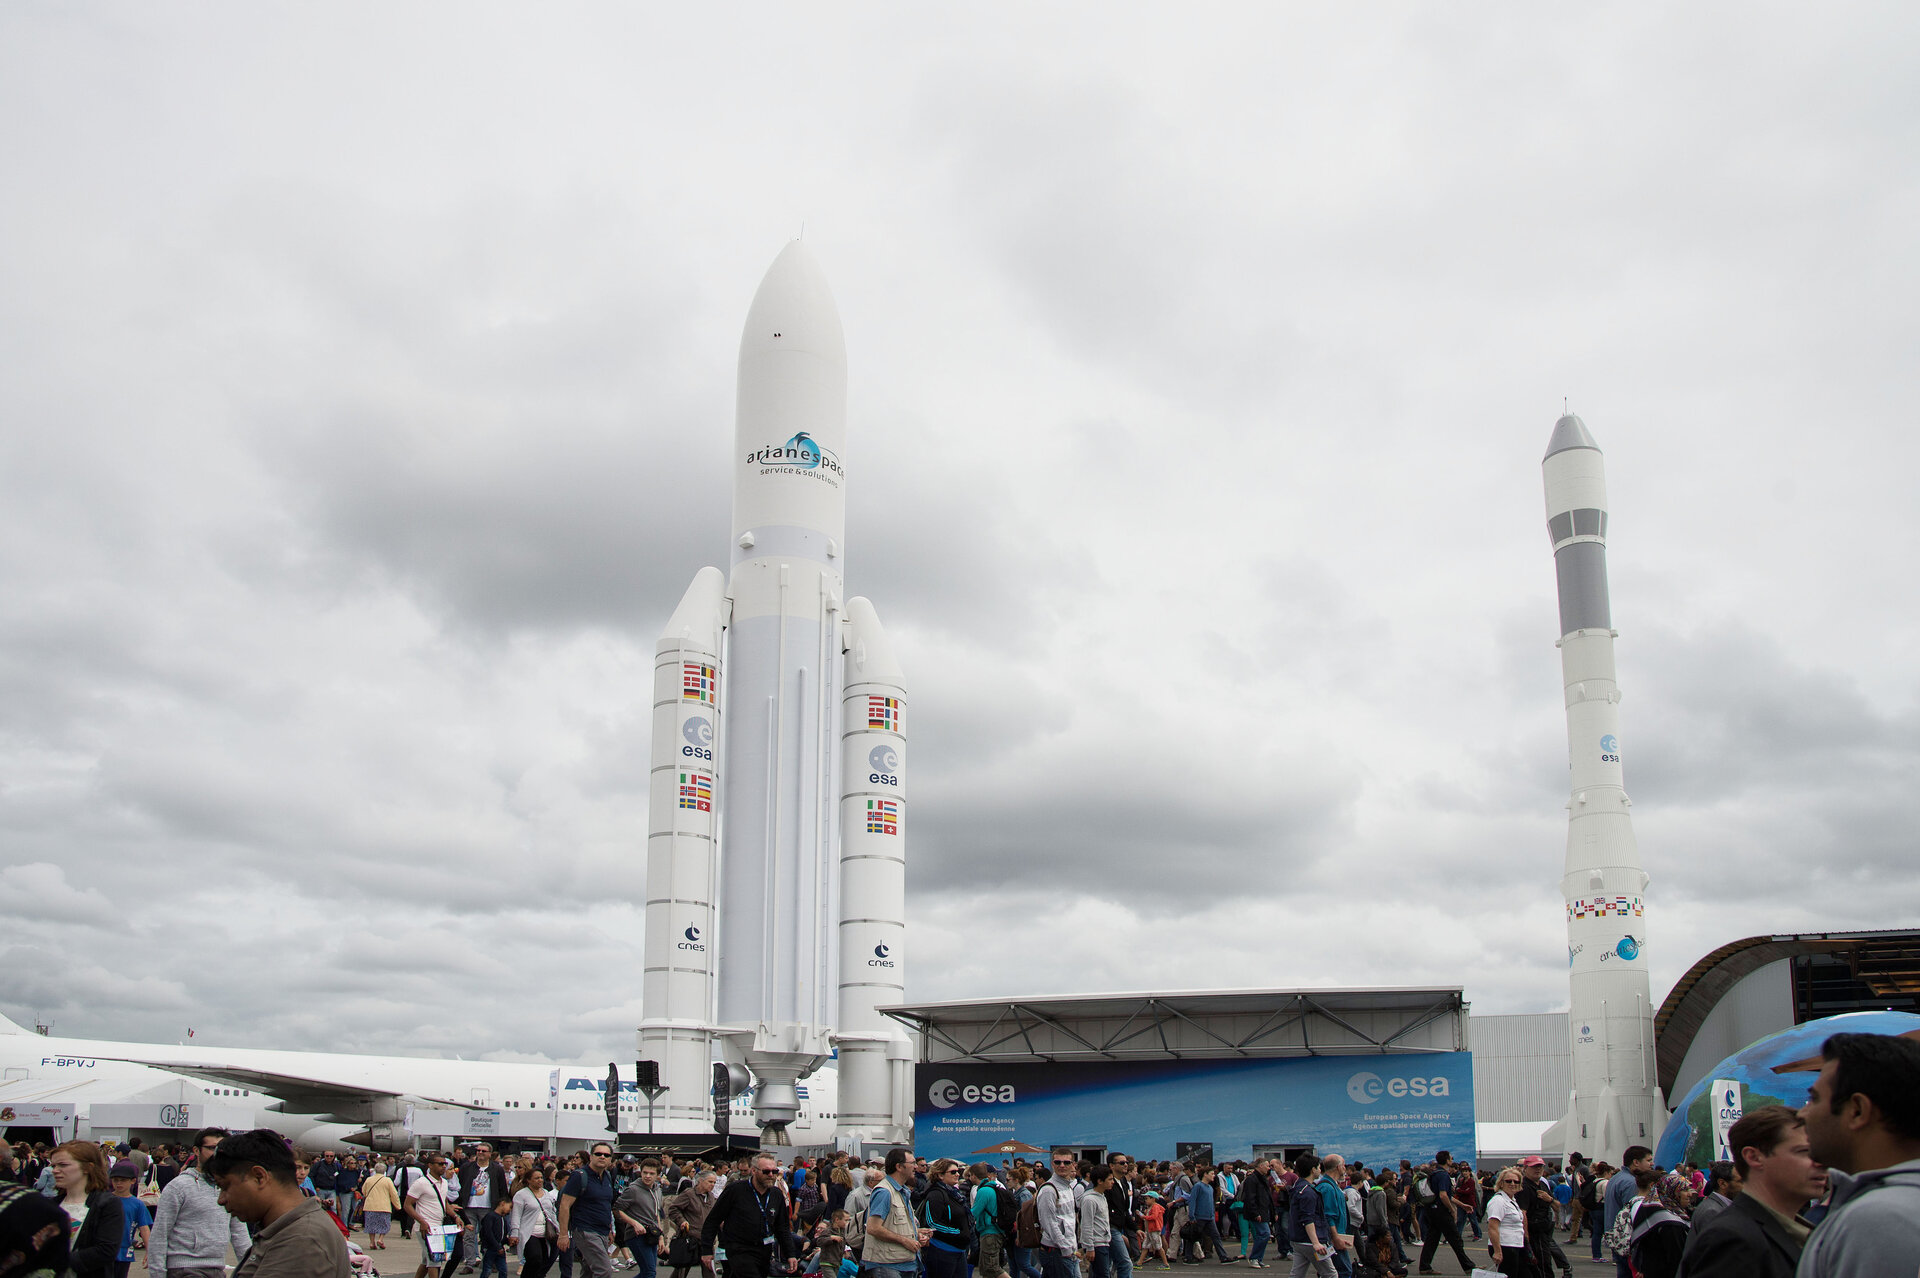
left=638, top=241, right=912, bottom=1147
left=1541, top=411, right=1665, bottom=1162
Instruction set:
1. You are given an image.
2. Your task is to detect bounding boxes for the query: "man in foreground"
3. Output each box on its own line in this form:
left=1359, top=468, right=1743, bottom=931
left=560, top=1143, right=620, bottom=1278
left=150, top=1127, right=253, bottom=1278
left=701, top=1153, right=797, bottom=1278
left=206, top=1130, right=349, bottom=1278
left=1795, top=1031, right=1920, bottom=1278
left=1676, top=1106, right=1820, bottom=1278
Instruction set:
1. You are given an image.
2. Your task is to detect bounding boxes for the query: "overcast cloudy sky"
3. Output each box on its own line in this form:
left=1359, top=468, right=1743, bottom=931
left=3, top=5, right=1916, bottom=1064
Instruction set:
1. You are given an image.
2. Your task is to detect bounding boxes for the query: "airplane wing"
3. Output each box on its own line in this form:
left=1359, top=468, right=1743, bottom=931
left=87, top=1054, right=484, bottom=1113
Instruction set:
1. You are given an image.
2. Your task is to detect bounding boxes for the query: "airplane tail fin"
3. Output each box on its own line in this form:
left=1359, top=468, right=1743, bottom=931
left=0, top=1011, right=30, bottom=1035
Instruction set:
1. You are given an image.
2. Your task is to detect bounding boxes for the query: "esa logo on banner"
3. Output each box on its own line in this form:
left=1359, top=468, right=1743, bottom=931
left=1346, top=1072, right=1452, bottom=1104
left=928, top=1078, right=1016, bottom=1109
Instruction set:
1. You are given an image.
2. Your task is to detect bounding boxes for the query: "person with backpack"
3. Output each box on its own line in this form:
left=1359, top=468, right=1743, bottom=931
left=968, top=1165, right=1012, bottom=1278
left=1601, top=1170, right=1684, bottom=1278
left=1411, top=1151, right=1476, bottom=1277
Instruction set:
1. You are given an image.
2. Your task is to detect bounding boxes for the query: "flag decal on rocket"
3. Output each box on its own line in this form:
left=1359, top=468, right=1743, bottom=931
left=678, top=771, right=713, bottom=812
left=865, top=798, right=899, bottom=835
left=866, top=696, right=901, bottom=732
left=1567, top=895, right=1643, bottom=920
left=682, top=662, right=716, bottom=704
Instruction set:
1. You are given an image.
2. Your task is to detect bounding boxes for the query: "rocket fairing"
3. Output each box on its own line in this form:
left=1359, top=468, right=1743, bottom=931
left=638, top=242, right=912, bottom=1145
left=1543, top=412, right=1663, bottom=1162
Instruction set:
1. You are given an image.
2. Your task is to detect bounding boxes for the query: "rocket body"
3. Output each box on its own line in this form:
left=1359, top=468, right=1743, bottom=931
left=1543, top=413, right=1662, bottom=1161
left=714, top=242, right=848, bottom=1128
left=639, top=241, right=913, bottom=1144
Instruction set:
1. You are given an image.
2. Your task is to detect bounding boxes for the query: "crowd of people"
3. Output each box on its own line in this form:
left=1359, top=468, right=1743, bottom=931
left=3, top=1031, right=1916, bottom=1278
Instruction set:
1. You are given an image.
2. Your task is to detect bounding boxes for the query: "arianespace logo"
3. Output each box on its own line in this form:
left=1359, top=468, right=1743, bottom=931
left=870, top=942, right=895, bottom=969
left=1346, top=1071, right=1452, bottom=1105
left=1601, top=935, right=1640, bottom=962
left=748, top=432, right=843, bottom=486
left=928, top=1078, right=1016, bottom=1109
left=679, top=925, right=706, bottom=953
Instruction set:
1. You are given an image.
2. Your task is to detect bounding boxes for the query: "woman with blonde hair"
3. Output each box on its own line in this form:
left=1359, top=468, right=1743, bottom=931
left=49, top=1141, right=124, bottom=1278
left=1483, top=1167, right=1536, bottom=1278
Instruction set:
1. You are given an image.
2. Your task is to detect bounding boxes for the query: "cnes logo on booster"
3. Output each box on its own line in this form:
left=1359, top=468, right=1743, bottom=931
left=1346, top=1071, right=1452, bottom=1104
left=927, top=1078, right=1016, bottom=1109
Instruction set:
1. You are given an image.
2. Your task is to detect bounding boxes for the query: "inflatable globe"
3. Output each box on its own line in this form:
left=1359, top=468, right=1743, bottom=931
left=1656, top=1009, right=1920, bottom=1168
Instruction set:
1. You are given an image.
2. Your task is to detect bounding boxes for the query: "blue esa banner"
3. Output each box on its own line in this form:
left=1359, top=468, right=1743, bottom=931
left=913, top=1054, right=1474, bottom=1167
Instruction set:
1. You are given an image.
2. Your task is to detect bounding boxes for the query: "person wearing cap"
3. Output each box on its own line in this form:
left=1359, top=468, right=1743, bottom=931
left=110, top=1160, right=154, bottom=1278
left=1512, top=1159, right=1568, bottom=1278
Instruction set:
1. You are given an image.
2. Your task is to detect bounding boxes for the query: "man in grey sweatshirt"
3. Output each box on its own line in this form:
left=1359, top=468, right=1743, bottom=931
left=150, top=1128, right=253, bottom=1278
left=1795, top=1031, right=1920, bottom=1278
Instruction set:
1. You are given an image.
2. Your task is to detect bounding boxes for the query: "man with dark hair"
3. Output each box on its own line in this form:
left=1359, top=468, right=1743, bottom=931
left=862, top=1149, right=925, bottom=1278
left=1412, top=1152, right=1474, bottom=1276
left=1283, top=1154, right=1332, bottom=1278
left=561, top=1143, right=621, bottom=1278
left=206, top=1130, right=350, bottom=1278
left=151, top=1127, right=252, bottom=1278
left=1599, top=1146, right=1650, bottom=1278
left=1795, top=1032, right=1920, bottom=1278
left=1672, top=1106, right=1817, bottom=1278
left=614, top=1158, right=666, bottom=1278
left=1686, top=1162, right=1738, bottom=1235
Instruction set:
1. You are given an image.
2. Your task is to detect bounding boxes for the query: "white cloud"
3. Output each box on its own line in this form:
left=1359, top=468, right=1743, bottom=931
left=1, top=3, right=1917, bottom=1061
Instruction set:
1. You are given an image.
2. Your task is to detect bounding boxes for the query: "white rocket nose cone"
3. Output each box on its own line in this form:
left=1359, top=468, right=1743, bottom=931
left=741, top=240, right=846, bottom=368
left=1544, top=412, right=1599, bottom=460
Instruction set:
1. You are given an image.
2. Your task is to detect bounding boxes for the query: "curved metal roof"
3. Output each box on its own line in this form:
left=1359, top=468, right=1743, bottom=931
left=1654, top=929, right=1920, bottom=1096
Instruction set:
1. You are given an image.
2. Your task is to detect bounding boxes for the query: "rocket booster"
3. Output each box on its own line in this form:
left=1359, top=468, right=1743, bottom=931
left=1543, top=412, right=1661, bottom=1160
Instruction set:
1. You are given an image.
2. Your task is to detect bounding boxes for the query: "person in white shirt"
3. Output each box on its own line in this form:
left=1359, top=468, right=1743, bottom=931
left=1484, top=1170, right=1534, bottom=1278
left=406, top=1153, right=463, bottom=1278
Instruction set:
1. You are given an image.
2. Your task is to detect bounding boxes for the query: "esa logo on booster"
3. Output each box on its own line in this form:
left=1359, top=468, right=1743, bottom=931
left=928, top=1078, right=1017, bottom=1109
left=682, top=716, right=714, bottom=762
left=1346, top=1071, right=1452, bottom=1104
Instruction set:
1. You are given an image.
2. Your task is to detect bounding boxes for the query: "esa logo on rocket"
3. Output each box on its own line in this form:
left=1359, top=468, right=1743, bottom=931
left=682, top=716, right=714, bottom=761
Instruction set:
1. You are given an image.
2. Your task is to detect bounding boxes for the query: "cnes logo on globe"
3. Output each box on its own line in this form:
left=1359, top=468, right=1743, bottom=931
left=928, top=1079, right=1016, bottom=1109
left=1346, top=1072, right=1452, bottom=1104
